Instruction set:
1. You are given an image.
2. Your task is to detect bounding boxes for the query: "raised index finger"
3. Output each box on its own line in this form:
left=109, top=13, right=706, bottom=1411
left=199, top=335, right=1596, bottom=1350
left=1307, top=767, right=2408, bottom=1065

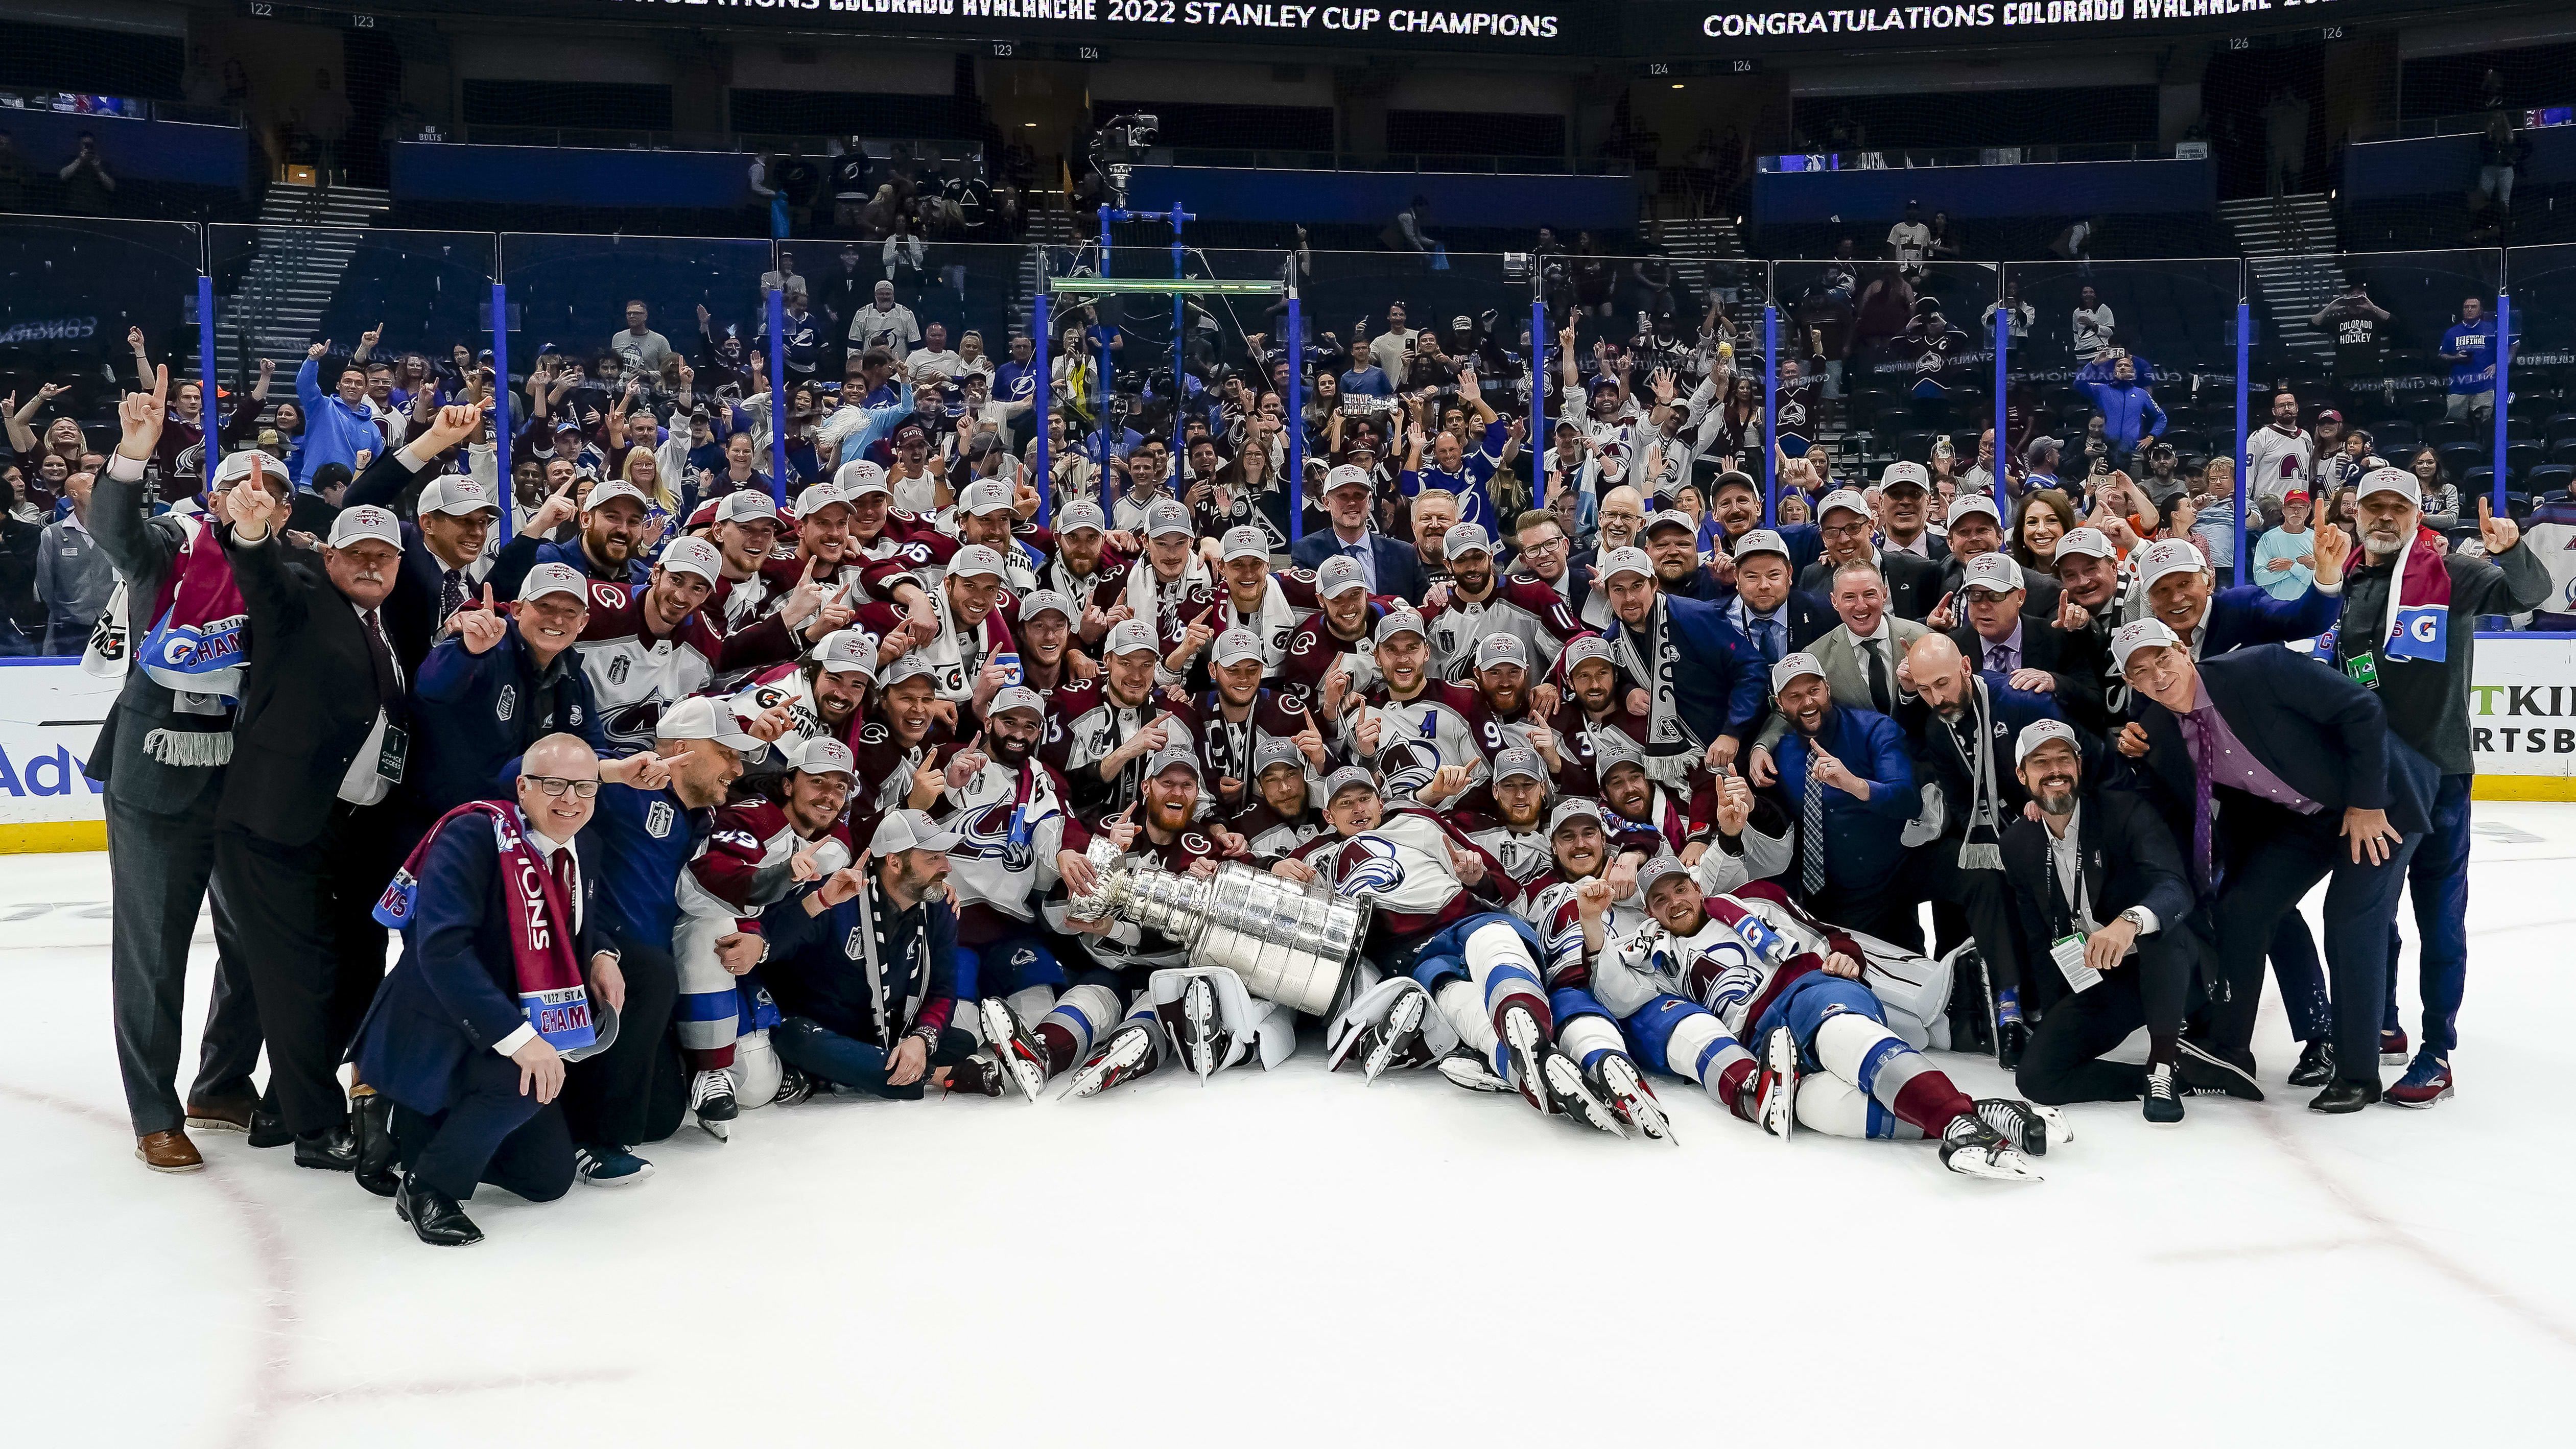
left=149, top=363, right=169, bottom=407
left=2479, top=493, right=2494, bottom=524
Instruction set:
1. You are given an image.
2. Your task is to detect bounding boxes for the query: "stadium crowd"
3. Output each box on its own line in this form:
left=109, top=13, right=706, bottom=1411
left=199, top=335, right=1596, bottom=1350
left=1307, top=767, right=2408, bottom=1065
left=21, top=255, right=2562, bottom=1245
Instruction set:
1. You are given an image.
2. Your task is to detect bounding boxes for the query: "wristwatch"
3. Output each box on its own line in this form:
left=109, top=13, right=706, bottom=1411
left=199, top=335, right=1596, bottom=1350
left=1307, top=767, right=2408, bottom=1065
left=2117, top=907, right=2148, bottom=931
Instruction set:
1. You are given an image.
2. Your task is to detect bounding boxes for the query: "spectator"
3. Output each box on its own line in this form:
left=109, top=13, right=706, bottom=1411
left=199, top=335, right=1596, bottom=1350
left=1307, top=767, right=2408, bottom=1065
left=1381, top=194, right=1439, bottom=260
left=2254, top=489, right=2318, bottom=601
left=759, top=249, right=807, bottom=298
left=2069, top=285, right=2115, bottom=364
left=1886, top=200, right=1930, bottom=272
left=2475, top=112, right=2528, bottom=229
left=56, top=131, right=116, bottom=215
left=1981, top=281, right=2035, bottom=346
left=909, top=323, right=962, bottom=385
left=35, top=466, right=112, bottom=654
left=293, top=340, right=387, bottom=487
left=2405, top=446, right=2462, bottom=533
left=609, top=302, right=673, bottom=376
left=2191, top=457, right=2241, bottom=585
left=850, top=280, right=921, bottom=360
left=2243, top=390, right=2314, bottom=505
left=2438, top=297, right=2510, bottom=424
left=2075, top=352, right=2164, bottom=465
left=1361, top=305, right=1419, bottom=390
left=2010, top=489, right=2079, bottom=576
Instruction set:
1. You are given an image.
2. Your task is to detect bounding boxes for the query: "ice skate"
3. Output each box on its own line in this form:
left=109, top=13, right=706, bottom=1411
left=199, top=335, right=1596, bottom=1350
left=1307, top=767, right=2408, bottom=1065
left=947, top=1052, right=1009, bottom=1098
left=771, top=1064, right=815, bottom=1108
left=689, top=1067, right=737, bottom=1142
left=1168, top=975, right=1228, bottom=1085
left=1332, top=986, right=1431, bottom=1083
left=1064, top=1023, right=1158, bottom=1100
left=1975, top=1098, right=2066, bottom=1156
left=979, top=997, right=1049, bottom=1103
left=1592, top=1051, right=1675, bottom=1145
left=1433, top=1047, right=1511, bottom=1092
left=1940, top=1115, right=2042, bottom=1182
left=1754, top=1025, right=1799, bottom=1141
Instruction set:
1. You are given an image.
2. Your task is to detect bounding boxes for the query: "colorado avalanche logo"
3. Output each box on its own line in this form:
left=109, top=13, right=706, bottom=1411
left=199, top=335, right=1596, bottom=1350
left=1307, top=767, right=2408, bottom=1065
left=957, top=803, right=1035, bottom=870
left=1375, top=740, right=1440, bottom=800
left=1334, top=834, right=1407, bottom=901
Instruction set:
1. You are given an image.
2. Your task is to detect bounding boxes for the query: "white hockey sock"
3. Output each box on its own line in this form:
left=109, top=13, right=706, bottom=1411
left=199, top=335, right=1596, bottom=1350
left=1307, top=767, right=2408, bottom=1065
left=1556, top=1014, right=1625, bottom=1072
left=1810, top=1014, right=1932, bottom=1140
left=1007, top=985, right=1058, bottom=1032
left=1038, top=983, right=1123, bottom=1072
left=1664, top=1011, right=1754, bottom=1099
left=1436, top=979, right=1498, bottom=1061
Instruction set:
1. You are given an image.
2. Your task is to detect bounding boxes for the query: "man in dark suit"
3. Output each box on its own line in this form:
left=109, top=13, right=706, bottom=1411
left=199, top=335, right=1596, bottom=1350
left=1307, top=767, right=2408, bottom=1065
left=210, top=493, right=420, bottom=1179
left=1939, top=552, right=2104, bottom=731
left=1874, top=461, right=1949, bottom=565
left=1507, top=507, right=1588, bottom=624
left=85, top=370, right=263, bottom=1172
left=1797, top=488, right=1942, bottom=622
left=351, top=734, right=628, bottom=1246
left=1595, top=546, right=1770, bottom=774
left=2113, top=619, right=2433, bottom=1112
left=408, top=563, right=634, bottom=821
left=2001, top=719, right=2226, bottom=1123
left=1722, top=528, right=1833, bottom=668
left=341, top=406, right=501, bottom=653
left=1291, top=463, right=1426, bottom=604
left=1760, top=651, right=1924, bottom=943
left=1902, top=631, right=2067, bottom=1062
left=2125, top=534, right=2344, bottom=657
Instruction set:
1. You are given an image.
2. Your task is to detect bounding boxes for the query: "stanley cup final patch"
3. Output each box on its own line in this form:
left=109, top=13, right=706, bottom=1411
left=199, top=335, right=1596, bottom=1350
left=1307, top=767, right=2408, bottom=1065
left=645, top=800, right=675, bottom=839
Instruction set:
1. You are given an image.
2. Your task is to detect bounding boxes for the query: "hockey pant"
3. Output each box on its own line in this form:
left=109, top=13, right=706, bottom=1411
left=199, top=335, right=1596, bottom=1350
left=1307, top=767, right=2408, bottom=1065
left=1396, top=912, right=1553, bottom=1087
left=770, top=1018, right=980, bottom=1101
left=1752, top=974, right=1977, bottom=1141
left=674, top=910, right=782, bottom=1072
left=953, top=934, right=1073, bottom=1052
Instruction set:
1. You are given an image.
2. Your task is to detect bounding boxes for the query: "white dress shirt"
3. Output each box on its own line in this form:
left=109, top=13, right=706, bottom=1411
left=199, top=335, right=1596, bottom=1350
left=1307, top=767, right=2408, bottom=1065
left=336, top=603, right=404, bottom=807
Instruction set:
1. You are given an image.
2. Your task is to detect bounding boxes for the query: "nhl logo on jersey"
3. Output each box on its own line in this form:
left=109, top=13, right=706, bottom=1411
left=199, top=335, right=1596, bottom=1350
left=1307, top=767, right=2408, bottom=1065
left=645, top=800, right=675, bottom=839
left=494, top=684, right=516, bottom=722
left=609, top=656, right=631, bottom=686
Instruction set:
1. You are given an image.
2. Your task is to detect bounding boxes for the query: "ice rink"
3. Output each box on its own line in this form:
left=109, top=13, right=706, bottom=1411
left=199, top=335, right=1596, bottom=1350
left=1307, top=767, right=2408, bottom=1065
left=9, top=805, right=2573, bottom=1446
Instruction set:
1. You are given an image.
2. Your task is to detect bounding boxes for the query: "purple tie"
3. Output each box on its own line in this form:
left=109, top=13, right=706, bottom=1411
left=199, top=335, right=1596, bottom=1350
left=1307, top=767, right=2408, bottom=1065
left=2182, top=712, right=2215, bottom=887
left=1990, top=643, right=2016, bottom=675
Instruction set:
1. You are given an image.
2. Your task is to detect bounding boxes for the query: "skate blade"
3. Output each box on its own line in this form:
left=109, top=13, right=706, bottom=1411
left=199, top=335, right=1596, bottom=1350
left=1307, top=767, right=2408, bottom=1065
left=697, top=1117, right=730, bottom=1143
left=1545, top=1055, right=1627, bottom=1138
left=1946, top=1147, right=2042, bottom=1183
left=1601, top=1060, right=1676, bottom=1145
left=1002, top=1051, right=1048, bottom=1104
left=1363, top=992, right=1427, bottom=1086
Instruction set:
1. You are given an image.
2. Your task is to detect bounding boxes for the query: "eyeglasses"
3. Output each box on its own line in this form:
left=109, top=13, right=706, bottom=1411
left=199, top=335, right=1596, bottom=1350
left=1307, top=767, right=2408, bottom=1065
left=525, top=776, right=600, bottom=799
left=1522, top=535, right=1568, bottom=553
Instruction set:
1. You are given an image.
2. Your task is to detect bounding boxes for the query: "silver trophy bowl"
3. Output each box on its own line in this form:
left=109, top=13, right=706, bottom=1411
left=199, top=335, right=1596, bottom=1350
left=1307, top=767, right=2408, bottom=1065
left=1070, top=847, right=1370, bottom=1016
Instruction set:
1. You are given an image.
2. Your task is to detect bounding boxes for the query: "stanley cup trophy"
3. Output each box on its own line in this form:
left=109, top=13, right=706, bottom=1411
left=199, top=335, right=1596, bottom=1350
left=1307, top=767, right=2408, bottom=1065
left=1066, top=840, right=1369, bottom=1016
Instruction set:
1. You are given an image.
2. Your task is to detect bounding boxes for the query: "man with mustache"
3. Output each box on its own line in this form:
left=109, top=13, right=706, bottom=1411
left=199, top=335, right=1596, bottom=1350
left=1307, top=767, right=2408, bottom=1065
left=1420, top=522, right=1581, bottom=683
left=576, top=536, right=832, bottom=753
left=1278, top=555, right=1395, bottom=719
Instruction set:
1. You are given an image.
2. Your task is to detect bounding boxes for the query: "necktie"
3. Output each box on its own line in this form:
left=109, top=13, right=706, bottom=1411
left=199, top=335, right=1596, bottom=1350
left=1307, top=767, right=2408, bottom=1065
left=1860, top=637, right=1893, bottom=715
left=551, top=848, right=579, bottom=928
left=440, top=568, right=466, bottom=624
left=361, top=609, right=400, bottom=714
left=1754, top=616, right=1783, bottom=664
left=1990, top=642, right=2016, bottom=676
left=2183, top=714, right=2216, bottom=887
left=1800, top=746, right=1827, bottom=897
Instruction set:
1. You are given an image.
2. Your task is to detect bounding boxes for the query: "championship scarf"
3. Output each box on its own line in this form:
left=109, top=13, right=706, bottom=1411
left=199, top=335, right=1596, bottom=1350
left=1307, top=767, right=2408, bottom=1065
left=1123, top=552, right=1213, bottom=646
left=375, top=802, right=599, bottom=1055
left=915, top=584, right=1017, bottom=701
left=1611, top=600, right=1695, bottom=756
left=1953, top=679, right=2005, bottom=872
left=2381, top=526, right=2454, bottom=664
left=1204, top=577, right=1299, bottom=670
left=134, top=510, right=248, bottom=767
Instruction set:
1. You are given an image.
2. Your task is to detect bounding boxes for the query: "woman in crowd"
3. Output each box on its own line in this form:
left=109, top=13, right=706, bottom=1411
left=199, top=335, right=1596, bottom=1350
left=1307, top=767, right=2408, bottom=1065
left=2011, top=488, right=2079, bottom=574
left=2407, top=446, right=2463, bottom=532
left=2253, top=487, right=2318, bottom=601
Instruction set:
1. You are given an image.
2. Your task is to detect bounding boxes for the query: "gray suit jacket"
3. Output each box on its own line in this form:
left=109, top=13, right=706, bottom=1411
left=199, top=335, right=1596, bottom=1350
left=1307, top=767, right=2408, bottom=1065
left=84, top=464, right=225, bottom=817
left=1756, top=617, right=1932, bottom=752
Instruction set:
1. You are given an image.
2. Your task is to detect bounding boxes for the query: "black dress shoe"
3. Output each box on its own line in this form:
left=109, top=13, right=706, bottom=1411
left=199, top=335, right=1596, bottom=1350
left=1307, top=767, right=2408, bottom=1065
left=2286, top=1039, right=2337, bottom=1088
left=292, top=1125, right=358, bottom=1171
left=351, top=1094, right=399, bottom=1198
left=394, top=1173, right=483, bottom=1247
left=2308, top=1079, right=2382, bottom=1114
left=246, top=1106, right=292, bottom=1149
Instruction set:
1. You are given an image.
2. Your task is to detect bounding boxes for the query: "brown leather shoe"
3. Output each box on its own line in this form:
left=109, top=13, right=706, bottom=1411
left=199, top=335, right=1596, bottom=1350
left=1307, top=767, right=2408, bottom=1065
left=185, top=1096, right=255, bottom=1133
left=136, top=1130, right=205, bottom=1173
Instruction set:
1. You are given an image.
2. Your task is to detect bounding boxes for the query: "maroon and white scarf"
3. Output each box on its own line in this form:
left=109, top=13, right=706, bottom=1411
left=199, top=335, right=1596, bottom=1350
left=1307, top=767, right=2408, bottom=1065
left=376, top=802, right=601, bottom=1055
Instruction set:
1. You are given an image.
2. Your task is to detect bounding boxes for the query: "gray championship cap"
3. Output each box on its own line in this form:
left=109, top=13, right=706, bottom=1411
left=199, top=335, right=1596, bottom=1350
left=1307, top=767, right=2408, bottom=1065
left=869, top=807, right=962, bottom=854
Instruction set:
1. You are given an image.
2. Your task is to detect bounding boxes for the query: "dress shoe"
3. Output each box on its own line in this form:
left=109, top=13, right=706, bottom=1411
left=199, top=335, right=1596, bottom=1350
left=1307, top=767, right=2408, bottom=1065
left=394, top=1173, right=483, bottom=1247
left=2286, top=1039, right=2336, bottom=1089
left=1995, top=1017, right=2028, bottom=1072
left=350, top=1092, right=399, bottom=1198
left=135, top=1130, right=205, bottom=1173
left=246, top=1105, right=291, bottom=1149
left=292, top=1125, right=358, bottom=1171
left=184, top=1094, right=256, bottom=1134
left=2308, top=1079, right=2383, bottom=1114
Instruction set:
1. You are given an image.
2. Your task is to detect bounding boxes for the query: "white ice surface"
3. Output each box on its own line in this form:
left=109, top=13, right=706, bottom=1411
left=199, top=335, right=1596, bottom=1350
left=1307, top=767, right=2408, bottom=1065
left=7, top=807, right=2573, bottom=1445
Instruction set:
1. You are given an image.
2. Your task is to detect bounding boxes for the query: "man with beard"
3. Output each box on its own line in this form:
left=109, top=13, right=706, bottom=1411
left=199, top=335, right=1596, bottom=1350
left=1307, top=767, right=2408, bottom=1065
left=1286, top=769, right=1624, bottom=1136
left=1938, top=552, right=2101, bottom=732
left=1288, top=464, right=1426, bottom=602
left=1166, top=627, right=1327, bottom=818
left=2242, top=389, right=2314, bottom=506
left=1027, top=750, right=1241, bottom=1097
left=1876, top=461, right=1947, bottom=563
left=1534, top=635, right=1652, bottom=793
left=1725, top=528, right=1833, bottom=671
left=1049, top=500, right=1130, bottom=620
left=1455, top=747, right=1559, bottom=895
left=2314, top=471, right=2550, bottom=1107
left=854, top=544, right=1018, bottom=712
left=1408, top=488, right=1461, bottom=590
left=860, top=478, right=1048, bottom=601
left=1759, top=651, right=1921, bottom=945
left=1590, top=858, right=2054, bottom=1178
left=1043, top=620, right=1194, bottom=817
left=1421, top=523, right=1579, bottom=682
left=1088, top=499, right=1215, bottom=656
left=1998, top=719, right=2208, bottom=1124
left=1638, top=509, right=1724, bottom=604
left=1797, top=489, right=1940, bottom=622
left=732, top=627, right=876, bottom=771
left=1591, top=546, right=1767, bottom=784
left=1904, top=631, right=2068, bottom=1064
left=1933, top=492, right=2059, bottom=619
left=916, top=685, right=1101, bottom=1102
left=1341, top=608, right=1487, bottom=790
left=1277, top=555, right=1391, bottom=717
left=1398, top=370, right=1512, bottom=534
left=847, top=656, right=957, bottom=816
left=1230, top=739, right=1329, bottom=866
left=672, top=738, right=860, bottom=1136
left=1007, top=589, right=1093, bottom=704
left=1445, top=633, right=1590, bottom=793
left=578, top=537, right=829, bottom=753
left=1590, top=730, right=1702, bottom=861
left=492, top=477, right=655, bottom=592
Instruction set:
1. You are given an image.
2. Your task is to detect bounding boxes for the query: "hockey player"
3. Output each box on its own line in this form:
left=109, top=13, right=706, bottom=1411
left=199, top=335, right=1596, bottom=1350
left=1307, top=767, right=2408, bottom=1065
left=1040, top=619, right=1196, bottom=817
left=1046, top=499, right=1130, bottom=622
left=847, top=656, right=957, bottom=815
left=1281, top=768, right=1623, bottom=1135
left=1593, top=730, right=1699, bottom=858
left=734, top=627, right=876, bottom=760
left=577, top=536, right=825, bottom=750
left=1455, top=747, right=1558, bottom=894
left=1589, top=854, right=2057, bottom=1179
left=1341, top=608, right=1485, bottom=788
left=1009, top=589, right=1091, bottom=704
left=1091, top=498, right=1216, bottom=653
left=705, top=491, right=798, bottom=631
left=1230, top=739, right=1328, bottom=866
left=673, top=737, right=860, bottom=1136
left=859, top=477, right=1050, bottom=600
left=1420, top=522, right=1580, bottom=681
left=1533, top=634, right=1652, bottom=789
left=1163, top=627, right=1328, bottom=816
left=1277, top=554, right=1390, bottom=718
left=918, top=685, right=1097, bottom=1101
left=1192, top=525, right=1324, bottom=674
left=853, top=543, right=1019, bottom=708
